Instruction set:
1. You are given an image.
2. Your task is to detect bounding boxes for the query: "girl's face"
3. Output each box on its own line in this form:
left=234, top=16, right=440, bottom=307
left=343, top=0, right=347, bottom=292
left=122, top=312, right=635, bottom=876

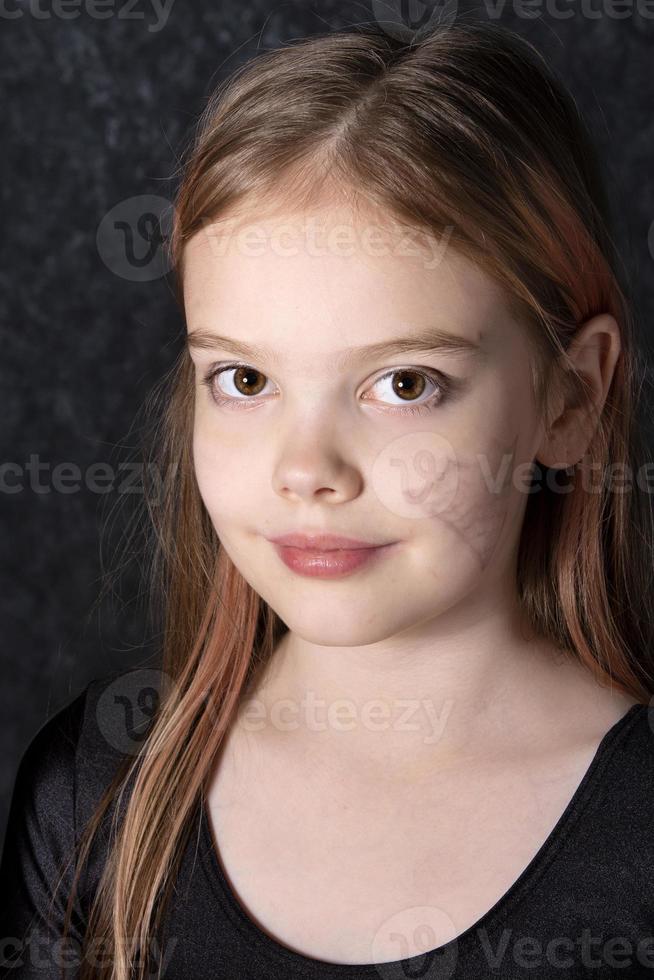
left=184, top=201, right=547, bottom=646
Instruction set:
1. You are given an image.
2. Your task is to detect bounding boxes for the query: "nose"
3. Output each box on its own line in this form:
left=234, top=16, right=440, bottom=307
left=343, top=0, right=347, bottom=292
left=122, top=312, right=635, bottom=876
left=271, top=434, right=363, bottom=504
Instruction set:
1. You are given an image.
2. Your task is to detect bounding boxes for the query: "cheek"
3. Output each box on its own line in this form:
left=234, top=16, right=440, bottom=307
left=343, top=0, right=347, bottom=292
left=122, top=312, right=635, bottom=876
left=373, top=416, right=531, bottom=576
left=192, top=418, right=260, bottom=529
left=422, top=439, right=520, bottom=573
left=427, top=378, right=538, bottom=570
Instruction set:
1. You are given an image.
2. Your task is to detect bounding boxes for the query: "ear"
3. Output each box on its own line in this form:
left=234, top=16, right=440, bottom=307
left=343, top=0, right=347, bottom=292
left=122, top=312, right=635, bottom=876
left=536, top=313, right=621, bottom=469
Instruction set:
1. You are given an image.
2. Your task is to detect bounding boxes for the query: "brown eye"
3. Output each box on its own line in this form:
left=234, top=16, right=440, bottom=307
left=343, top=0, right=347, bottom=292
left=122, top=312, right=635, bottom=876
left=361, top=367, right=451, bottom=415
left=391, top=370, right=427, bottom=401
left=201, top=362, right=273, bottom=408
left=230, top=366, right=267, bottom=397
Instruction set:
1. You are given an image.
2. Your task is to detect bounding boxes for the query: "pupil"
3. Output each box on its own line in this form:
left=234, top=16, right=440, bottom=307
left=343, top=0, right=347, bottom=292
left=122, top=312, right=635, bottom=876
left=235, top=367, right=265, bottom=396
left=393, top=370, right=425, bottom=401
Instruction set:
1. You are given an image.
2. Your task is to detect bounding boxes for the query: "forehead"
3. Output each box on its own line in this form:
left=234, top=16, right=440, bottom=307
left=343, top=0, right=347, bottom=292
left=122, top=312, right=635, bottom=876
left=182, top=201, right=515, bottom=352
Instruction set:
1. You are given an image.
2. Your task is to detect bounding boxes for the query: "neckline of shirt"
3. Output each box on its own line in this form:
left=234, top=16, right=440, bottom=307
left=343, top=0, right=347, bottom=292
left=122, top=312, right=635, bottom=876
left=196, top=702, right=647, bottom=977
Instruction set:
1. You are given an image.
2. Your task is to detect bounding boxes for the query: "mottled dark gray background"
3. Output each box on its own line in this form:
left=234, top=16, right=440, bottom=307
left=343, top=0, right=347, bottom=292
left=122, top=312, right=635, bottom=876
left=1, top=0, right=652, bottom=850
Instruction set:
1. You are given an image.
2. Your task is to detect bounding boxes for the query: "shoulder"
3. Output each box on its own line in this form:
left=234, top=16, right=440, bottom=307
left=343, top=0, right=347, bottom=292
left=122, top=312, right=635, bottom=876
left=4, top=669, right=137, bottom=824
left=2, top=678, right=101, bottom=850
left=12, top=667, right=166, bottom=834
left=598, top=703, right=654, bottom=824
left=610, top=702, right=654, bottom=769
left=0, top=673, right=120, bottom=963
left=0, top=670, right=135, bottom=864
left=0, top=669, right=163, bottom=966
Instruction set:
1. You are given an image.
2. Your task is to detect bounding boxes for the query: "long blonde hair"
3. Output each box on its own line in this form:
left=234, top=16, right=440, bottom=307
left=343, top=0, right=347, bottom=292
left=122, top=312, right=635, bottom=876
left=58, top=19, right=654, bottom=979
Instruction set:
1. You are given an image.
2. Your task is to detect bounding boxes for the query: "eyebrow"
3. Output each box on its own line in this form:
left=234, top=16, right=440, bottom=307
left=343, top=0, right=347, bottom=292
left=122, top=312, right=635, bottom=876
left=185, top=326, right=483, bottom=368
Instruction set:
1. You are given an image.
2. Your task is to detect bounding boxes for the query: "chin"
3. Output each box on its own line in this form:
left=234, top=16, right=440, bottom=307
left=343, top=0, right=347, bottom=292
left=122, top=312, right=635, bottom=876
left=270, top=603, right=415, bottom=648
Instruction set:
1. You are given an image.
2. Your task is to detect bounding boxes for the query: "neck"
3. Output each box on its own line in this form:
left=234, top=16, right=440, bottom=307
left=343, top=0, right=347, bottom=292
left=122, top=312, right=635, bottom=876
left=237, top=601, right=616, bottom=774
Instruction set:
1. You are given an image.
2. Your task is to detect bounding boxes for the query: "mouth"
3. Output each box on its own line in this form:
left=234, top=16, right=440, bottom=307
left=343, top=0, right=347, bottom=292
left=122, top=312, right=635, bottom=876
left=266, top=534, right=398, bottom=579
left=267, top=532, right=392, bottom=551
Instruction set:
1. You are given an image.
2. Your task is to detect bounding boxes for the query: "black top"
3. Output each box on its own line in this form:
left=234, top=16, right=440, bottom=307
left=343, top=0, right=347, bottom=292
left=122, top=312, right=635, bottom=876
left=2, top=671, right=654, bottom=979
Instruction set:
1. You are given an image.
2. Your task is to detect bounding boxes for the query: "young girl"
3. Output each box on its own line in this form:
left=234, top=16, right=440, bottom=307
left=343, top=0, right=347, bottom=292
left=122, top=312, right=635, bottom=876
left=2, top=19, right=654, bottom=980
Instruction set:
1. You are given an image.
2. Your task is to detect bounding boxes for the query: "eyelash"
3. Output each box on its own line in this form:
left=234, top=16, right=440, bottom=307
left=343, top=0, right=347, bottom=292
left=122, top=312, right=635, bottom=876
left=200, top=361, right=453, bottom=416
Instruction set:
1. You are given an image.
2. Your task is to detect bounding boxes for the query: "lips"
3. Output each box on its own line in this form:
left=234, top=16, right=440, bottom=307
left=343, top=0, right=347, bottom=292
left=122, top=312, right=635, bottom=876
left=268, top=534, right=397, bottom=578
left=268, top=532, right=386, bottom=551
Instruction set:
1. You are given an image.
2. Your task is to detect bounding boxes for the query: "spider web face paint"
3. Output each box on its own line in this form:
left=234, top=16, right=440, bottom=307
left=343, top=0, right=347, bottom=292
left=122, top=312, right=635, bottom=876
left=372, top=430, right=521, bottom=574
